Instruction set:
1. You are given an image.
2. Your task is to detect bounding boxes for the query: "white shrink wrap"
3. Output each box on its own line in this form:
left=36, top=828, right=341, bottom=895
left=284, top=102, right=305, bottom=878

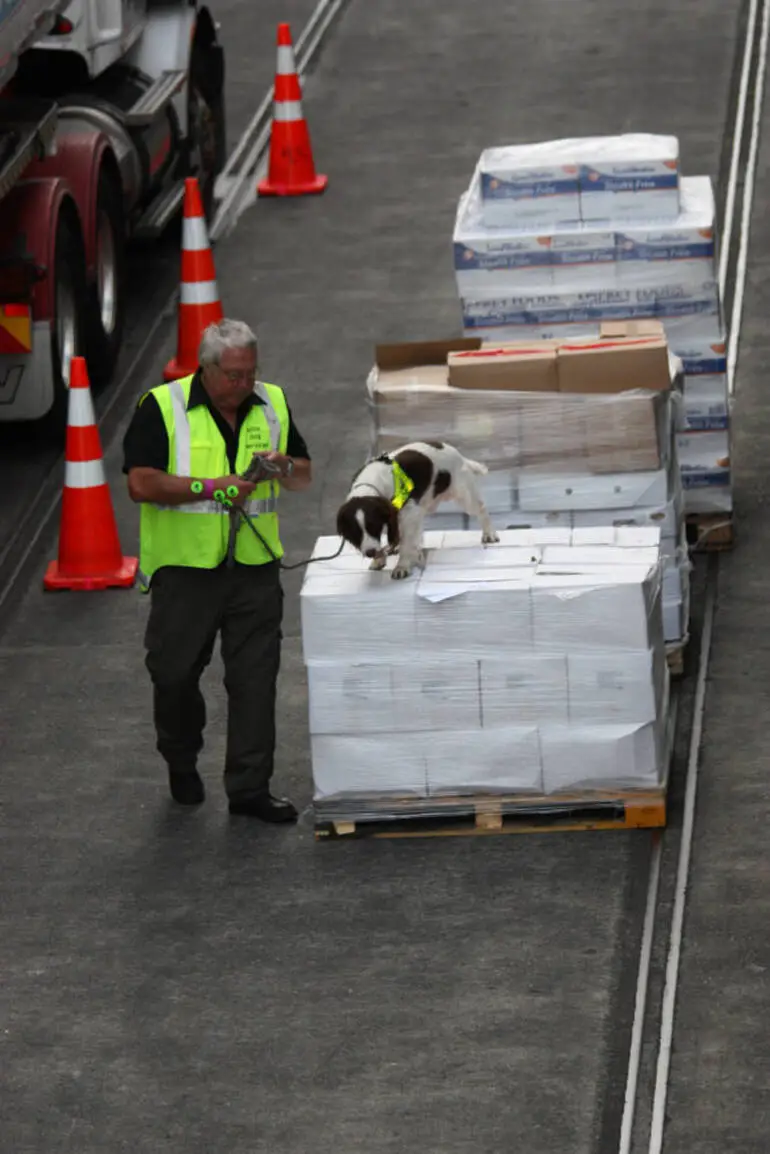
left=426, top=727, right=544, bottom=795
left=531, top=564, right=663, bottom=653
left=540, top=720, right=667, bottom=793
left=476, top=134, right=680, bottom=227
left=300, top=569, right=419, bottom=664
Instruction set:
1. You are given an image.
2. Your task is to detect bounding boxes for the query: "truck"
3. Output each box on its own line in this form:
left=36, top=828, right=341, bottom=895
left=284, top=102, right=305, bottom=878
left=0, top=0, right=226, bottom=429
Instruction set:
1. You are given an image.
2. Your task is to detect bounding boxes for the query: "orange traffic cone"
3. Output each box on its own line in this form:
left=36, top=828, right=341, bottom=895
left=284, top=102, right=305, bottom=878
left=163, top=177, right=224, bottom=381
left=258, top=23, right=328, bottom=197
left=43, top=357, right=138, bottom=591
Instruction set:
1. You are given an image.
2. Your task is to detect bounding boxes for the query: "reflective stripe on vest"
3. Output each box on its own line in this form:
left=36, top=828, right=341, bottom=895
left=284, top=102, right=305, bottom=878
left=152, top=378, right=283, bottom=515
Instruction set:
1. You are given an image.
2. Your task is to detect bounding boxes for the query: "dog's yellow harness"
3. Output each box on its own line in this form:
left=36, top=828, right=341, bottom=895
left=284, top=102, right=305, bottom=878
left=391, top=462, right=415, bottom=510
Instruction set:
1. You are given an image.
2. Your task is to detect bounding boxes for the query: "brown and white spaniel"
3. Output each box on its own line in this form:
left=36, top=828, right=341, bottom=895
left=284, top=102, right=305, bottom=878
left=336, top=440, right=500, bottom=579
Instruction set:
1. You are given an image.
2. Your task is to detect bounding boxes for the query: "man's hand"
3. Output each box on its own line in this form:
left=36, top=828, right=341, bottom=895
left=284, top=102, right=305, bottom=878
left=261, top=452, right=293, bottom=476
left=261, top=451, right=313, bottom=491
left=214, top=475, right=257, bottom=506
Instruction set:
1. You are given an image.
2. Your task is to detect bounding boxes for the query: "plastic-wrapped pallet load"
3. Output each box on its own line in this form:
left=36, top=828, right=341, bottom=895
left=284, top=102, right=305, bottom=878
left=302, top=531, right=671, bottom=818
left=364, top=332, right=691, bottom=647
left=453, top=137, right=732, bottom=518
left=476, top=134, right=680, bottom=228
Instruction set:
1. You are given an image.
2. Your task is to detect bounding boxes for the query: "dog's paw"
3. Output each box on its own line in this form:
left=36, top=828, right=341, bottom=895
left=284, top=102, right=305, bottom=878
left=369, top=554, right=387, bottom=571
left=391, top=564, right=413, bottom=580
left=482, top=530, right=500, bottom=545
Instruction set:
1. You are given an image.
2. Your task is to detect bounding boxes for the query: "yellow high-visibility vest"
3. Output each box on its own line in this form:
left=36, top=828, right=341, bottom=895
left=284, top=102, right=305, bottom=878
left=137, top=373, right=289, bottom=589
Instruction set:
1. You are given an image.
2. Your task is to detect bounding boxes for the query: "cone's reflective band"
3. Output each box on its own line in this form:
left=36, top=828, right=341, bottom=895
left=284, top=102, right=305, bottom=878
left=65, top=383, right=104, bottom=467
left=276, top=45, right=295, bottom=73
left=164, top=177, right=224, bottom=382
left=274, top=102, right=304, bottom=122
left=65, top=458, right=107, bottom=488
left=44, top=356, right=138, bottom=591
left=181, top=214, right=210, bottom=251
left=138, top=373, right=290, bottom=588
left=180, top=280, right=221, bottom=306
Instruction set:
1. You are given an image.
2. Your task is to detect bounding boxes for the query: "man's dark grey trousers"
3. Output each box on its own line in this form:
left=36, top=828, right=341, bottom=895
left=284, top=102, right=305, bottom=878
left=144, top=561, right=283, bottom=799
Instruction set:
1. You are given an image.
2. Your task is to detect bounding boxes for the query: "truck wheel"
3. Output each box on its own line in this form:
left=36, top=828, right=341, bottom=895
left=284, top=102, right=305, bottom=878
left=46, top=207, right=88, bottom=433
left=84, top=165, right=125, bottom=387
left=188, top=38, right=226, bottom=221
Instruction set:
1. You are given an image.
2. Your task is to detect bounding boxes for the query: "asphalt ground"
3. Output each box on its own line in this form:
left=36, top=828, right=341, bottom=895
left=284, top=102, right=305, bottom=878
left=0, top=1, right=761, bottom=1152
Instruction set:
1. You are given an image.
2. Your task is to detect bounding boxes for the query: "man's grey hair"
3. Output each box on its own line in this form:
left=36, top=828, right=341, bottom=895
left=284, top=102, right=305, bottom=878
left=199, top=319, right=258, bottom=367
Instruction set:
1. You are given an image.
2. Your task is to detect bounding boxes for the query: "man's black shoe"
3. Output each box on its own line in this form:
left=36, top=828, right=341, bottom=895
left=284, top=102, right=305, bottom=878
left=228, top=792, right=298, bottom=822
left=168, top=768, right=205, bottom=806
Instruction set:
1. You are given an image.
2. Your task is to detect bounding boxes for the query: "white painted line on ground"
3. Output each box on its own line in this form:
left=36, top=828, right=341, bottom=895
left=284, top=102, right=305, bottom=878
left=648, top=565, right=717, bottom=1154
left=617, top=831, right=663, bottom=1154
left=728, top=0, right=770, bottom=395
left=719, top=0, right=758, bottom=300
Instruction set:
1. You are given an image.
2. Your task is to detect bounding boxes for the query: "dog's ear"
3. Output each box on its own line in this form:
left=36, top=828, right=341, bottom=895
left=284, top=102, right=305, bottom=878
left=385, top=501, right=400, bottom=548
left=336, top=503, right=361, bottom=548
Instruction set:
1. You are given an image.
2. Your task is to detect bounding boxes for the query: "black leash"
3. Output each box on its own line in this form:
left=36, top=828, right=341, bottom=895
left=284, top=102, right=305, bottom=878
left=217, top=452, right=345, bottom=570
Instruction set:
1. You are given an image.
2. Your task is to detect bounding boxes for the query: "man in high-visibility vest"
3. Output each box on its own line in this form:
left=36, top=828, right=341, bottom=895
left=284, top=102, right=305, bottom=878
left=122, top=318, right=312, bottom=819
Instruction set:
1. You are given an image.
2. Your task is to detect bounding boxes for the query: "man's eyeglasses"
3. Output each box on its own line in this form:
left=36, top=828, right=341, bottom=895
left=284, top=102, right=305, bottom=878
left=219, top=367, right=258, bottom=383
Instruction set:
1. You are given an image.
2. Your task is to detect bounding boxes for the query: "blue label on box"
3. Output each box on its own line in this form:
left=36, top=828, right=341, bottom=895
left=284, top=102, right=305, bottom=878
left=680, top=470, right=731, bottom=488
left=580, top=167, right=679, bottom=193
left=481, top=172, right=579, bottom=201
left=453, top=242, right=553, bottom=271
left=683, top=414, right=730, bottom=431
left=615, top=236, right=714, bottom=262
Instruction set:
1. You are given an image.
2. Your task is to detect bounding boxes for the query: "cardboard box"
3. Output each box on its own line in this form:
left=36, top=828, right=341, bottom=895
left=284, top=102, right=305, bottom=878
left=571, top=495, right=681, bottom=540
left=367, top=338, right=481, bottom=403
left=567, top=648, right=666, bottom=725
left=518, top=465, right=669, bottom=512
left=416, top=569, right=534, bottom=652
left=540, top=721, right=665, bottom=792
left=300, top=570, right=418, bottom=664
left=682, top=374, right=729, bottom=430
left=558, top=337, right=671, bottom=393
left=480, top=655, right=569, bottom=726
left=427, top=727, right=544, bottom=794
left=569, top=525, right=662, bottom=549
left=448, top=344, right=559, bottom=392
left=427, top=543, right=543, bottom=571
left=583, top=390, right=667, bottom=472
left=490, top=510, right=573, bottom=532
left=600, top=320, right=666, bottom=339
left=311, top=734, right=429, bottom=799
left=396, top=663, right=483, bottom=733
left=531, top=566, right=661, bottom=652
left=307, top=664, right=396, bottom=735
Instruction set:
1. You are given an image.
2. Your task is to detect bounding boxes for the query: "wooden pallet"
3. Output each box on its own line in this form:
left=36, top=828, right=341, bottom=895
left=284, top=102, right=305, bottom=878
left=314, top=787, right=667, bottom=840
left=666, top=641, right=686, bottom=678
left=686, top=512, right=734, bottom=552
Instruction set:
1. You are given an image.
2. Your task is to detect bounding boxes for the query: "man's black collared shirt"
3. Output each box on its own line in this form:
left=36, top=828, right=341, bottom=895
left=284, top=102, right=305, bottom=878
left=122, top=369, right=310, bottom=475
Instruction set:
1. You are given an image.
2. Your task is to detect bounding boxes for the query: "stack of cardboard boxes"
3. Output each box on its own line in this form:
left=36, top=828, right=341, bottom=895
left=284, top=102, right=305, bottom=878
left=453, top=133, right=731, bottom=518
left=301, top=528, right=672, bottom=819
left=366, top=329, right=691, bottom=650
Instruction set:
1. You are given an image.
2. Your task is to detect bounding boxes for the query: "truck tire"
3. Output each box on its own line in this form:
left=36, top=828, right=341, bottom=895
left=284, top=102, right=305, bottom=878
left=46, top=206, right=89, bottom=433
left=83, top=164, right=126, bottom=387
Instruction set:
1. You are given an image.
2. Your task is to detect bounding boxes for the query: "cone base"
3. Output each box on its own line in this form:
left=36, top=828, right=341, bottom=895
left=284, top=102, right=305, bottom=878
left=163, top=356, right=197, bottom=382
left=257, top=173, right=328, bottom=197
left=43, top=556, right=139, bottom=592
